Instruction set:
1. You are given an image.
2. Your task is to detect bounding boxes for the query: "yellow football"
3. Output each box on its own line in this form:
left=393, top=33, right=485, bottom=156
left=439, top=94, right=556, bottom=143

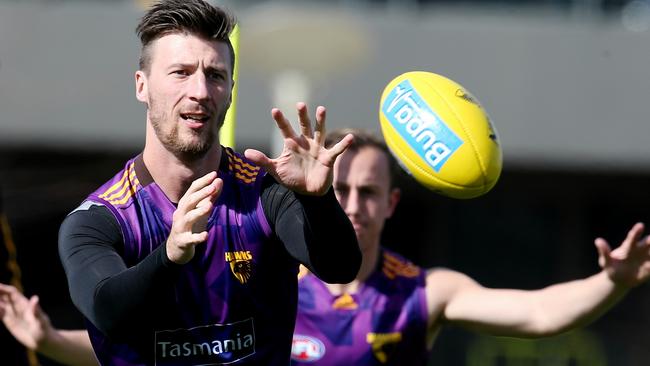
left=379, top=71, right=502, bottom=199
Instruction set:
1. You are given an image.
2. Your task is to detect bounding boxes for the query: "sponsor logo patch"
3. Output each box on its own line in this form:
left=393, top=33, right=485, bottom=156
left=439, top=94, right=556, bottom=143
left=154, top=318, right=255, bottom=365
left=291, top=334, right=326, bottom=362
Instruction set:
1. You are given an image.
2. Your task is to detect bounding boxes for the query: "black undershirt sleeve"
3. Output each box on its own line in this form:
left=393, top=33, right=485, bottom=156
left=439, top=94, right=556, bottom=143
left=58, top=204, right=181, bottom=339
left=261, top=174, right=360, bottom=283
left=59, top=175, right=360, bottom=340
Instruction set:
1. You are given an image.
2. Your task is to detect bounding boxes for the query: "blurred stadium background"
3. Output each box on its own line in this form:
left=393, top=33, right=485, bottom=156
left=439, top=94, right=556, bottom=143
left=1, top=0, right=649, bottom=365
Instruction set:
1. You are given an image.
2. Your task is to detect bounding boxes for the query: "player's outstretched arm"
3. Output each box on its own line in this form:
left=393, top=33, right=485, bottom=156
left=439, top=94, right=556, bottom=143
left=244, top=102, right=353, bottom=195
left=427, top=222, right=650, bottom=338
left=0, top=283, right=97, bottom=366
left=247, top=103, right=360, bottom=282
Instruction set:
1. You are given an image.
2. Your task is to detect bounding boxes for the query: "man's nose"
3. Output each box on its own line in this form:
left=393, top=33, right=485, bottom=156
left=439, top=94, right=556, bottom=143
left=343, top=190, right=360, bottom=215
left=188, top=72, right=210, bottom=101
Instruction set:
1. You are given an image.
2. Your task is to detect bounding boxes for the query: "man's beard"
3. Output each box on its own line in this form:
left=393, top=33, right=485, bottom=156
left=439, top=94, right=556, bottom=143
left=150, top=104, right=226, bottom=161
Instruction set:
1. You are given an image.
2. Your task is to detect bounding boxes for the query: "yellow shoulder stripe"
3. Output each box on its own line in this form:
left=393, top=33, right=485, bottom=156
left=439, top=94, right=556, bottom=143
left=226, top=150, right=260, bottom=184
left=382, top=252, right=421, bottom=279
left=99, top=162, right=140, bottom=205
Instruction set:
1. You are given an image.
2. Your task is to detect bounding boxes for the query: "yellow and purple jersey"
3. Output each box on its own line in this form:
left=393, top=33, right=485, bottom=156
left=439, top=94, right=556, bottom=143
left=292, top=249, right=429, bottom=365
left=83, top=148, right=300, bottom=365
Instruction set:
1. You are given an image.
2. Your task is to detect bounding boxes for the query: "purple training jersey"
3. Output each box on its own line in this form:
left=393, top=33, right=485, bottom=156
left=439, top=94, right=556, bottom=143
left=82, top=149, right=299, bottom=365
left=291, top=249, right=429, bottom=365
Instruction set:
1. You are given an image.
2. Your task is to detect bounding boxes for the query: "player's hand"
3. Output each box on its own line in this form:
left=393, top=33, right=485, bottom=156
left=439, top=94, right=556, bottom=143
left=0, top=283, right=53, bottom=351
left=244, top=102, right=353, bottom=195
left=594, top=222, right=650, bottom=288
left=167, top=171, right=222, bottom=264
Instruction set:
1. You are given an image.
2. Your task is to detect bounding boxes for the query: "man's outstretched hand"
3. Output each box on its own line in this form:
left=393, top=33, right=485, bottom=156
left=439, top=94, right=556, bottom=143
left=245, top=102, right=353, bottom=195
left=595, top=222, right=650, bottom=288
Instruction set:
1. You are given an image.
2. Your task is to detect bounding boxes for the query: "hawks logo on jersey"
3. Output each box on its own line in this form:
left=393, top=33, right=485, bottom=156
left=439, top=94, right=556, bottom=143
left=224, top=251, right=253, bottom=284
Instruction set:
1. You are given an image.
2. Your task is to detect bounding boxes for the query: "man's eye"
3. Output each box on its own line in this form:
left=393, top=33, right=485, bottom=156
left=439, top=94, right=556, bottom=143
left=209, top=72, right=225, bottom=81
left=172, top=70, right=188, bottom=76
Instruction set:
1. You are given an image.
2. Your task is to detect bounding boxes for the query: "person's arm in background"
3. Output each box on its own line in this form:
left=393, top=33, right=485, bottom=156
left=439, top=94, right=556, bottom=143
left=0, top=283, right=97, bottom=366
left=425, top=222, right=650, bottom=338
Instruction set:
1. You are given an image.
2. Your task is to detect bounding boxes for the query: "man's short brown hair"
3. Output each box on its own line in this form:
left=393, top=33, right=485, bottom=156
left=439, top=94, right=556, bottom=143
left=135, top=0, right=236, bottom=73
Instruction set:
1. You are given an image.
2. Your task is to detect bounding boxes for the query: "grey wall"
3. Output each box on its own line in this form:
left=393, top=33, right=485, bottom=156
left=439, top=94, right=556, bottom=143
left=1, top=2, right=649, bottom=171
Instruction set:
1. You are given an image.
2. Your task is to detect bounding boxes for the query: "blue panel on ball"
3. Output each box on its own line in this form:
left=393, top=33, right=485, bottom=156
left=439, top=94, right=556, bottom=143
left=381, top=79, right=463, bottom=172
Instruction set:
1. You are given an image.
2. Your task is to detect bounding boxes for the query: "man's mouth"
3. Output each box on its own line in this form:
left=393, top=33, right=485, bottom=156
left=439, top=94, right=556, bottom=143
left=349, top=220, right=364, bottom=232
left=180, top=113, right=210, bottom=122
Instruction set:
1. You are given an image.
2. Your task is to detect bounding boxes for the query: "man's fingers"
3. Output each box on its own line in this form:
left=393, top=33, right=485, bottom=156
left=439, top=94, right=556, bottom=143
left=169, top=231, right=210, bottom=261
left=0, top=293, right=9, bottom=318
left=185, top=171, right=217, bottom=195
left=272, top=108, right=297, bottom=140
left=5, top=288, right=20, bottom=315
left=189, top=201, right=214, bottom=234
left=177, top=232, right=209, bottom=246
left=0, top=283, right=19, bottom=296
left=210, top=178, right=223, bottom=203
left=196, top=178, right=223, bottom=207
left=173, top=177, right=222, bottom=237
left=29, top=295, right=45, bottom=319
left=325, top=133, right=354, bottom=164
left=178, top=178, right=219, bottom=215
left=0, top=285, right=25, bottom=318
left=244, top=149, right=274, bottom=169
left=296, top=102, right=313, bottom=138
left=638, top=234, right=650, bottom=250
left=622, top=222, right=645, bottom=252
left=25, top=295, right=42, bottom=322
left=177, top=171, right=218, bottom=211
left=594, top=238, right=612, bottom=269
left=313, top=105, right=327, bottom=144
left=189, top=195, right=214, bottom=217
left=191, top=179, right=222, bottom=233
left=187, top=231, right=209, bottom=244
left=167, top=175, right=221, bottom=264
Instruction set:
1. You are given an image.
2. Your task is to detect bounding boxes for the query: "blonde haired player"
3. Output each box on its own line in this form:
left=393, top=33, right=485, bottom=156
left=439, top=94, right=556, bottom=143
left=290, top=128, right=650, bottom=365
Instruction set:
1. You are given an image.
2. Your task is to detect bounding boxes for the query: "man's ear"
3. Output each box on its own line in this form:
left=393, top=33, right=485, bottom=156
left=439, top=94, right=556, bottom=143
left=386, top=188, right=401, bottom=219
left=135, top=70, right=148, bottom=104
